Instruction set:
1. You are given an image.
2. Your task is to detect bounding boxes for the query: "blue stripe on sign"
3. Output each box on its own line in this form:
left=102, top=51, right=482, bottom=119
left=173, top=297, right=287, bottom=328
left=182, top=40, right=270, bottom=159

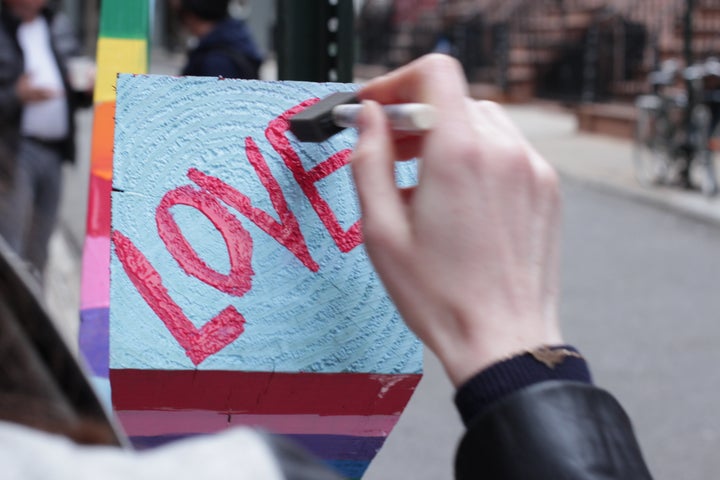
left=130, top=433, right=374, bottom=478
left=284, top=434, right=385, bottom=461
left=325, top=459, right=371, bottom=479
left=79, top=307, right=109, bottom=377
left=131, top=433, right=386, bottom=459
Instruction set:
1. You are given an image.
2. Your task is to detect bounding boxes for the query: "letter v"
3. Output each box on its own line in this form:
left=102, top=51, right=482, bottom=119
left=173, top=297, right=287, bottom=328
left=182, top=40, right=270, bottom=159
left=187, top=139, right=320, bottom=272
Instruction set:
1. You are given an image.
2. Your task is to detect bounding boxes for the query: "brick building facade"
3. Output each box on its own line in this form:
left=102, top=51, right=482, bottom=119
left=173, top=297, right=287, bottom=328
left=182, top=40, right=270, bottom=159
left=357, top=0, right=720, bottom=105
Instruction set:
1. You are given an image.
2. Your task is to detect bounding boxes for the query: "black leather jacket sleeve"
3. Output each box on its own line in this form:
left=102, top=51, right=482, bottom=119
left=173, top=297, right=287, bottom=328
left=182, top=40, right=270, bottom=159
left=455, top=381, right=654, bottom=479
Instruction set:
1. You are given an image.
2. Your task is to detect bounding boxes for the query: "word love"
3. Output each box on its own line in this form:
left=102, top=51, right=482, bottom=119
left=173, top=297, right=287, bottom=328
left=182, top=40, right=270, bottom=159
left=113, top=99, right=362, bottom=365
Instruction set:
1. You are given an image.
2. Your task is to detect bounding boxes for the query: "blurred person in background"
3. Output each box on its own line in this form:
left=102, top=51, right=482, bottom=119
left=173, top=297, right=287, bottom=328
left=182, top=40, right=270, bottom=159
left=0, top=0, right=92, bottom=281
left=175, top=0, right=263, bottom=79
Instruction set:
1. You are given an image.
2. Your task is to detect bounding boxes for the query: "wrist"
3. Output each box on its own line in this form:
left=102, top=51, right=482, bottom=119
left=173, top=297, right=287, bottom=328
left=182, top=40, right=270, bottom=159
left=454, top=345, right=592, bottom=426
left=426, top=301, right=564, bottom=388
left=437, top=330, right=564, bottom=388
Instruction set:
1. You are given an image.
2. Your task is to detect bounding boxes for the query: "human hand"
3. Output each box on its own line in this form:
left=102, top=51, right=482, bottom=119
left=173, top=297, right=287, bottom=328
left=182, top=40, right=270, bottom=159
left=351, top=54, right=563, bottom=387
left=66, top=57, right=96, bottom=93
left=15, top=75, right=57, bottom=104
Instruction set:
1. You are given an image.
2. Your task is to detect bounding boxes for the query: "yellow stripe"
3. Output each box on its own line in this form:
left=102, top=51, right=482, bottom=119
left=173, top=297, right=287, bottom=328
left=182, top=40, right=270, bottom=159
left=94, top=38, right=148, bottom=103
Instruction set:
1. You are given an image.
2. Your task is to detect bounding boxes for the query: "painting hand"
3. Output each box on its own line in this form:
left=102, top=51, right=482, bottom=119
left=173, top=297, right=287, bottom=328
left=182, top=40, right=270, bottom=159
left=352, top=54, right=564, bottom=386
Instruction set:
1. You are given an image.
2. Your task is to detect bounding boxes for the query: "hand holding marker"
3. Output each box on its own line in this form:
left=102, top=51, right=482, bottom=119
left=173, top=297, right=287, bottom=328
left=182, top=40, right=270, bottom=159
left=289, top=92, right=436, bottom=142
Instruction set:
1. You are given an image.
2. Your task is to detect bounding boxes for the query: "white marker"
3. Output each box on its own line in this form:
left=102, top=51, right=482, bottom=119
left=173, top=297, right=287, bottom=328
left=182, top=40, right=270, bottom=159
left=332, top=103, right=436, bottom=133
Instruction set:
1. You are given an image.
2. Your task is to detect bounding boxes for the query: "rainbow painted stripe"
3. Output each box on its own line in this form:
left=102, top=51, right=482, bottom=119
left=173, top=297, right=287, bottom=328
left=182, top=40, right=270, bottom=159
left=79, top=0, right=149, bottom=385
left=113, top=370, right=421, bottom=479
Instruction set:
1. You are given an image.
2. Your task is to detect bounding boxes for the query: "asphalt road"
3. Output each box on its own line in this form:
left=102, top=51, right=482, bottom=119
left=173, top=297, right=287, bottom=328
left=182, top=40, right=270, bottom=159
left=365, top=178, right=720, bottom=480
left=560, top=179, right=720, bottom=480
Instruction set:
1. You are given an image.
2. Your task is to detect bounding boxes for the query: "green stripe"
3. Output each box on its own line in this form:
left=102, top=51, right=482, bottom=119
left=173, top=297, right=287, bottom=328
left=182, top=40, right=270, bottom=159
left=99, top=0, right=150, bottom=39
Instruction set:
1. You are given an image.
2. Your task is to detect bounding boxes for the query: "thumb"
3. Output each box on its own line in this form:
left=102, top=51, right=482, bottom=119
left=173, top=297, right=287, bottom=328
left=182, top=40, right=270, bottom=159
left=351, top=101, right=408, bottom=245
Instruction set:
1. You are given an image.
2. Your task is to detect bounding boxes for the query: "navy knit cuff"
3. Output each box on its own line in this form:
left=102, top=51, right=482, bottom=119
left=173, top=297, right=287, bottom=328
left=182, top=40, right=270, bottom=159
left=454, top=345, right=592, bottom=427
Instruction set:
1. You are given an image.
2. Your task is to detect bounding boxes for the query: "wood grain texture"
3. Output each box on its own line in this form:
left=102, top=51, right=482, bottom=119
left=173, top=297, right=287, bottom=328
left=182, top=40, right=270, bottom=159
left=110, top=75, right=423, bottom=479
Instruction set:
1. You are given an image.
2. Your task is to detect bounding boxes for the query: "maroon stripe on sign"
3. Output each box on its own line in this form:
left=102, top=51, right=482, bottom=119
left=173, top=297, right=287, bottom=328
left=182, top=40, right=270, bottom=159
left=111, top=370, right=421, bottom=415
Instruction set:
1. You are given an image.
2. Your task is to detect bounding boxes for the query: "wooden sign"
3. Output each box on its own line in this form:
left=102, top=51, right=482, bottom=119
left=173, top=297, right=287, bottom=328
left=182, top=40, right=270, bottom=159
left=110, top=75, right=422, bottom=479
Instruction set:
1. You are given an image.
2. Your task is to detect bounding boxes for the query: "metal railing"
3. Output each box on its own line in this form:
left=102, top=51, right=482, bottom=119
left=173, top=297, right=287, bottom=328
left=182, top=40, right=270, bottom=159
left=356, top=1, right=720, bottom=103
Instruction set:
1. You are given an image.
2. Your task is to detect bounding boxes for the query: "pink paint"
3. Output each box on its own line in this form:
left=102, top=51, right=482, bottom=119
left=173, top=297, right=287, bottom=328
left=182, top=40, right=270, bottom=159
left=116, top=410, right=400, bottom=437
left=187, top=136, right=319, bottom=273
left=156, top=185, right=254, bottom=297
left=80, top=235, right=111, bottom=310
left=112, top=230, right=246, bottom=365
left=266, top=102, right=361, bottom=253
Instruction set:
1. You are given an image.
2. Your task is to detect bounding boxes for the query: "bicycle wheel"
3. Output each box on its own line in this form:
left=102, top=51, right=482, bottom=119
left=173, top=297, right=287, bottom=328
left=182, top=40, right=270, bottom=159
left=690, top=104, right=719, bottom=196
left=633, top=97, right=670, bottom=186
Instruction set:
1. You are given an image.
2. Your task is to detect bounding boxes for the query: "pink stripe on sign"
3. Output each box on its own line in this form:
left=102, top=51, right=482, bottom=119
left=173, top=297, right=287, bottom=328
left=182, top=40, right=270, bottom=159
left=81, top=235, right=111, bottom=310
left=116, top=410, right=400, bottom=437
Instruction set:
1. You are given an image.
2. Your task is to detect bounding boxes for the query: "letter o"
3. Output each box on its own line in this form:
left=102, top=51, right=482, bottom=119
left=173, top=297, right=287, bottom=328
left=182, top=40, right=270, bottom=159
left=156, top=185, right=254, bottom=297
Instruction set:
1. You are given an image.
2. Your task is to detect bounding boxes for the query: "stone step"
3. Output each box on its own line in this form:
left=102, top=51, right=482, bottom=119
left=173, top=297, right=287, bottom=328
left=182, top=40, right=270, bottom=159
left=611, top=80, right=652, bottom=103
left=576, top=102, right=637, bottom=139
left=468, top=82, right=505, bottom=102
left=507, top=64, right=536, bottom=81
left=509, top=47, right=558, bottom=65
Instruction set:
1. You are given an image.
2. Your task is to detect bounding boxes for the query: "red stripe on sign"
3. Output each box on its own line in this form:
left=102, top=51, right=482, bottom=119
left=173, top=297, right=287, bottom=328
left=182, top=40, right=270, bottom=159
left=111, top=370, right=421, bottom=415
left=85, top=175, right=111, bottom=237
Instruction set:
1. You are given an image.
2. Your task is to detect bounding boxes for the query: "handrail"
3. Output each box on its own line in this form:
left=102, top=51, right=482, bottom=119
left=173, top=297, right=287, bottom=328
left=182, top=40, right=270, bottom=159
left=0, top=236, right=125, bottom=446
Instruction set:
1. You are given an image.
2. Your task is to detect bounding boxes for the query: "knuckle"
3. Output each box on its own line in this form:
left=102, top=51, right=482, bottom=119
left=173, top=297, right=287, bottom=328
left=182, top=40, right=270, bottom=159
left=350, top=139, right=377, bottom=170
left=535, top=161, right=559, bottom=189
left=419, top=53, right=464, bottom=77
left=475, top=99, right=503, bottom=114
left=535, top=163, right=562, bottom=203
left=441, top=139, right=488, bottom=178
left=362, top=219, right=397, bottom=251
left=503, top=149, right=535, bottom=182
left=453, top=138, right=486, bottom=166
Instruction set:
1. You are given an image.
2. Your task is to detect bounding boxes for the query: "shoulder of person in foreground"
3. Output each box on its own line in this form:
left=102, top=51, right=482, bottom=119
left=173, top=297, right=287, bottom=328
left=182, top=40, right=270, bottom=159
left=0, top=421, right=343, bottom=480
left=455, top=364, right=654, bottom=479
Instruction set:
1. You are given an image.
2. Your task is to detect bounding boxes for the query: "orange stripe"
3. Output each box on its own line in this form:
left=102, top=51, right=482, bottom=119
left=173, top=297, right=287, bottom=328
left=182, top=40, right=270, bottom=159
left=90, top=101, right=116, bottom=180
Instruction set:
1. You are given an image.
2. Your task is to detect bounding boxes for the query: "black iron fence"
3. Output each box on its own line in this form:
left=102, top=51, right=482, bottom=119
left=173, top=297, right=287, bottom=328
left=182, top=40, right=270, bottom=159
left=356, top=0, right=720, bottom=104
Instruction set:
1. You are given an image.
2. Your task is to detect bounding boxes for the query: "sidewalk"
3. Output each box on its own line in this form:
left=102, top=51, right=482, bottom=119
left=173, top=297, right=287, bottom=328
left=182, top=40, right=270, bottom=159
left=44, top=82, right=720, bottom=350
left=508, top=104, right=720, bottom=227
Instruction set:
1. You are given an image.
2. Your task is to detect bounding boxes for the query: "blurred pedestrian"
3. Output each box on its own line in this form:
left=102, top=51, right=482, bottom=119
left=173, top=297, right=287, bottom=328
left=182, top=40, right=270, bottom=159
left=175, top=0, right=263, bottom=79
left=0, top=0, right=92, bottom=280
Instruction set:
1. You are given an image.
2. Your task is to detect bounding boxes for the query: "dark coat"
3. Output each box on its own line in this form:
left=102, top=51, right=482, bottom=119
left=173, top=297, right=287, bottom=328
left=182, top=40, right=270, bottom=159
left=456, top=381, right=654, bottom=479
left=182, top=18, right=263, bottom=79
left=0, top=5, right=87, bottom=165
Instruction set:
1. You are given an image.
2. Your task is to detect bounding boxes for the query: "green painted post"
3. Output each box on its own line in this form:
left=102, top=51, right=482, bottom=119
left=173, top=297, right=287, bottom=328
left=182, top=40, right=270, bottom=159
left=276, top=0, right=354, bottom=82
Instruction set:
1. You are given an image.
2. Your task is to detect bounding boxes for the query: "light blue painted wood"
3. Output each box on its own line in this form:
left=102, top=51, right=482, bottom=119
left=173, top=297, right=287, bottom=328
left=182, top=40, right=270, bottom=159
left=110, top=75, right=421, bottom=373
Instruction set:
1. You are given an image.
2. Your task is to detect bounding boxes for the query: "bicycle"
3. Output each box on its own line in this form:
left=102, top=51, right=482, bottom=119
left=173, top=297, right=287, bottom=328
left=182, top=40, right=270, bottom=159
left=634, top=58, right=719, bottom=197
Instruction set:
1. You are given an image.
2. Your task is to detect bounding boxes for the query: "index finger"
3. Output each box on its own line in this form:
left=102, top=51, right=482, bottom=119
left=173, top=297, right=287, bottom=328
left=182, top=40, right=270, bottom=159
left=358, top=54, right=473, bottom=137
left=359, top=54, right=469, bottom=112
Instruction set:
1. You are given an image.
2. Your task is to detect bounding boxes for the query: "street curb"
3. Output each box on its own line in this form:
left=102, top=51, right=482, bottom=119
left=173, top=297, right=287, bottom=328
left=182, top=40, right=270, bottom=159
left=558, top=170, right=720, bottom=230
